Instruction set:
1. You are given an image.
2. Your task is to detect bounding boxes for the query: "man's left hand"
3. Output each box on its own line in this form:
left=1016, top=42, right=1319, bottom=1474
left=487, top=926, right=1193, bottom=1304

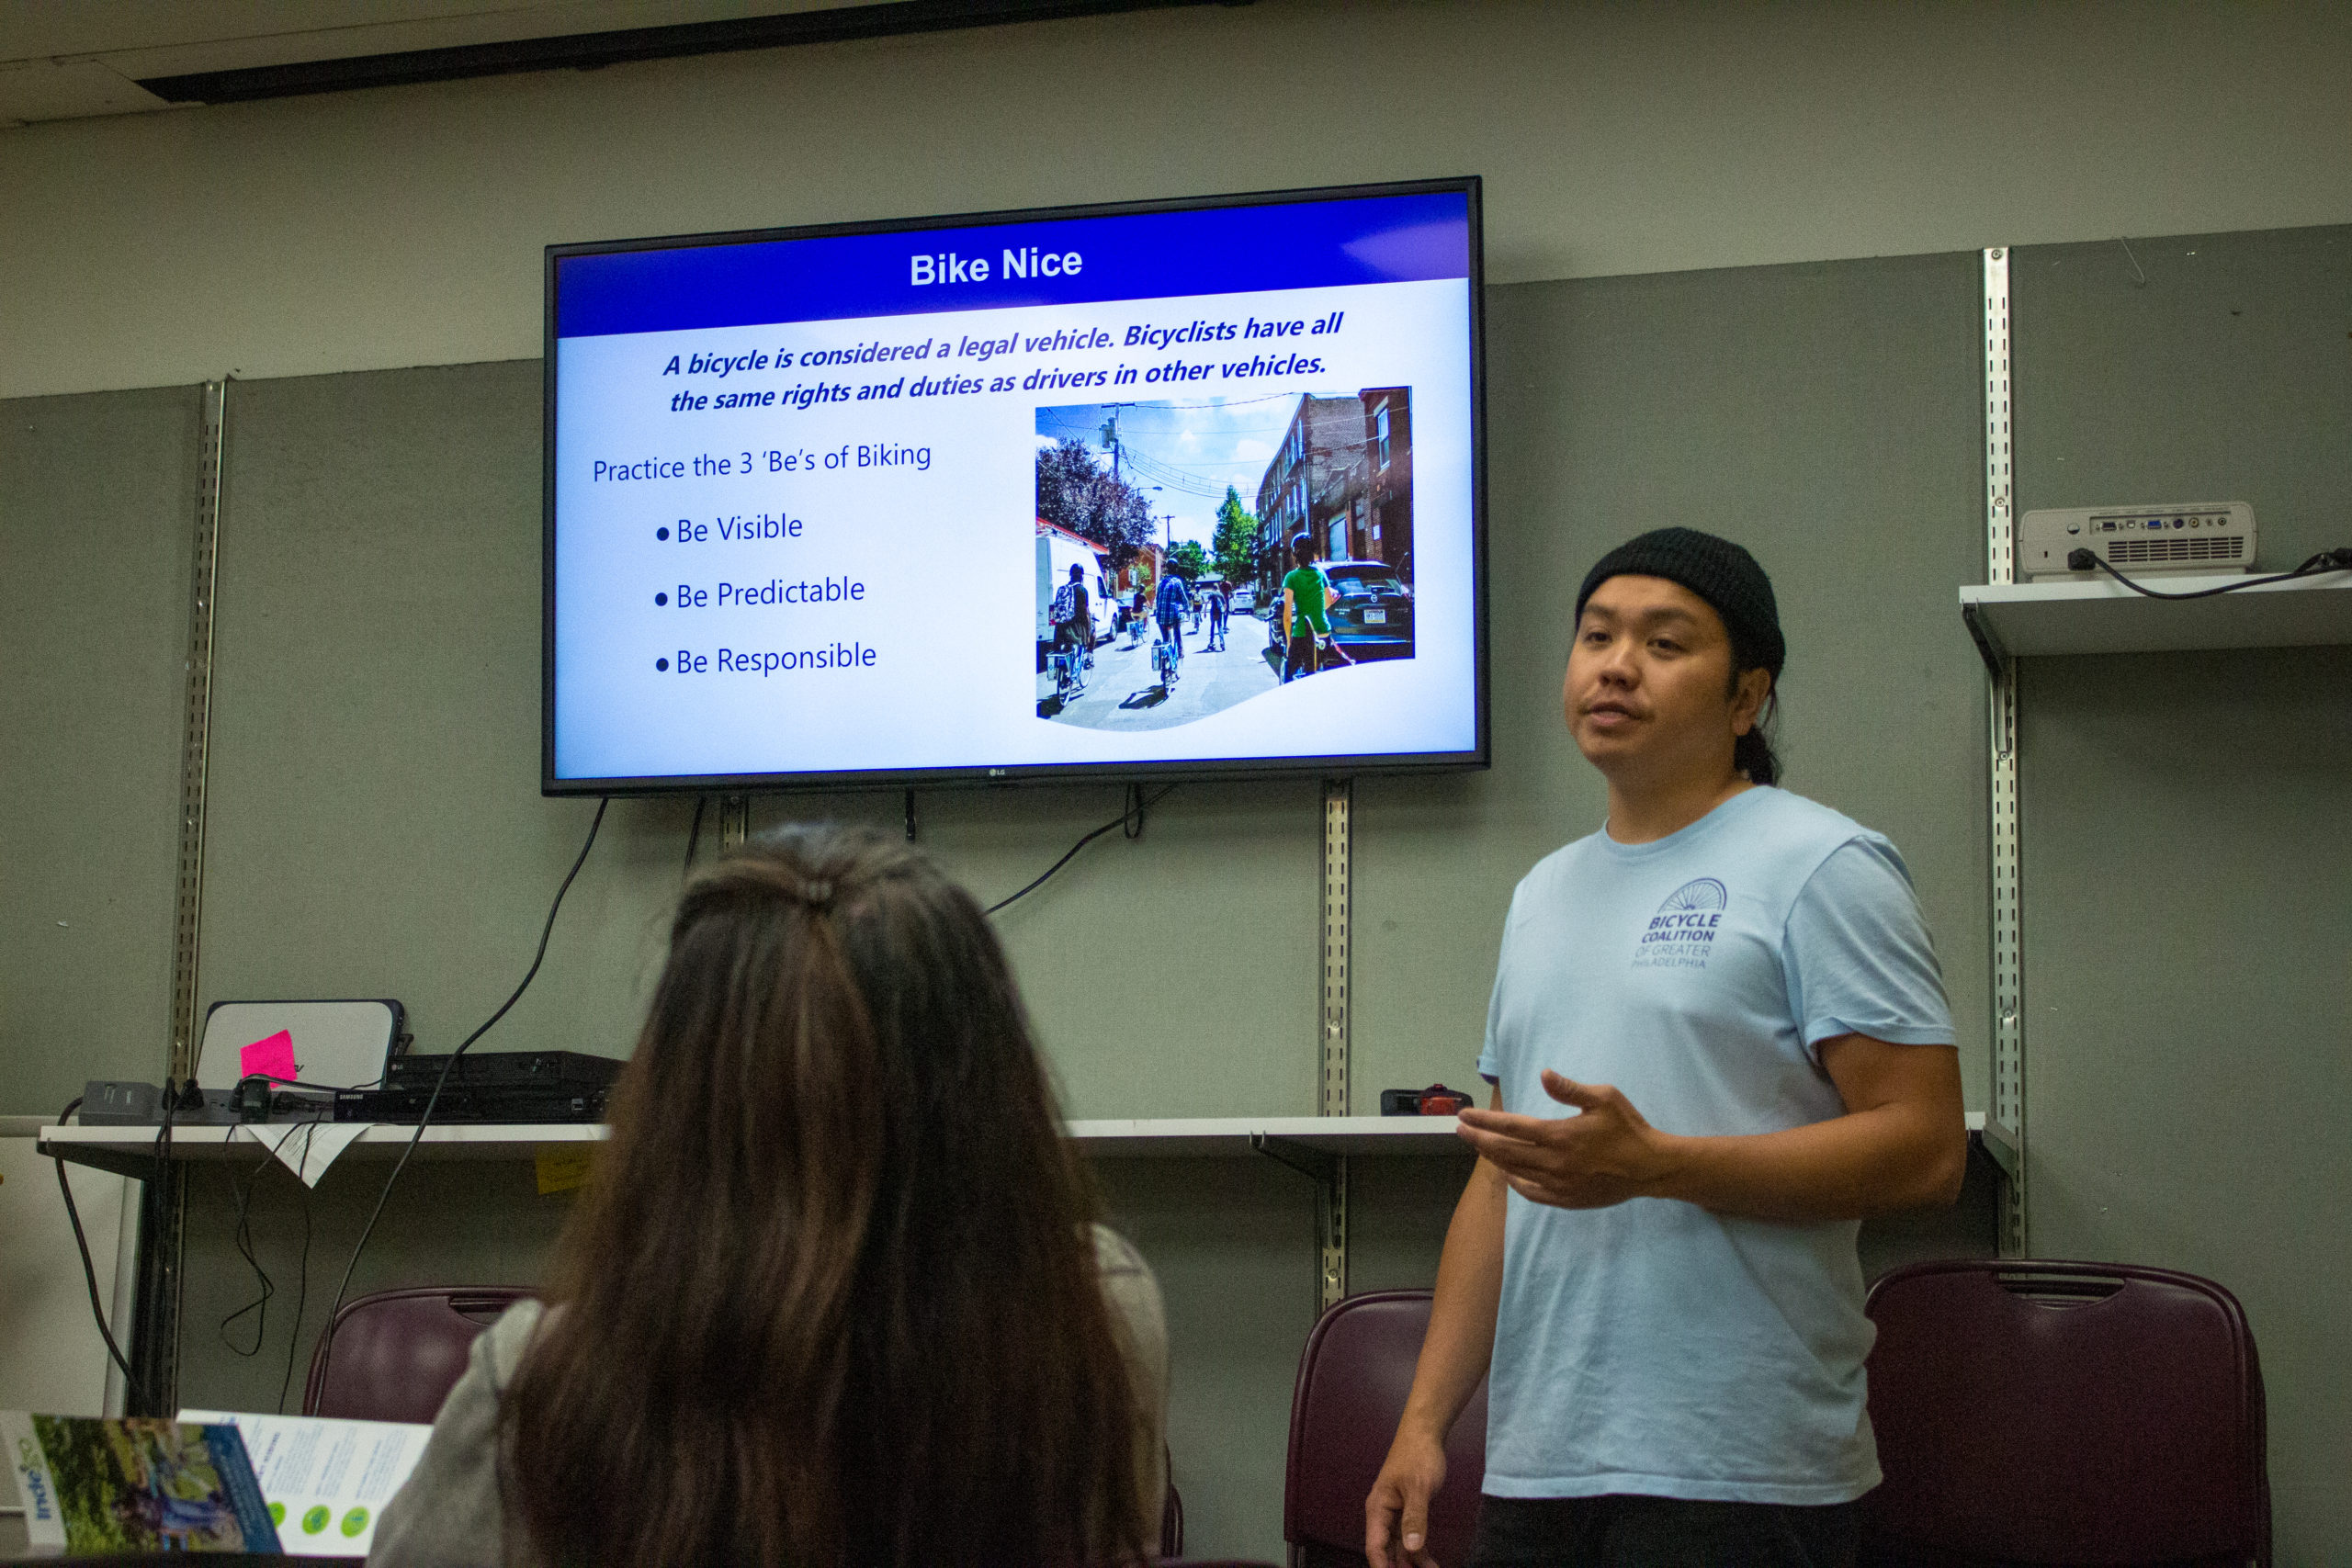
left=1453, top=1070, right=1674, bottom=1210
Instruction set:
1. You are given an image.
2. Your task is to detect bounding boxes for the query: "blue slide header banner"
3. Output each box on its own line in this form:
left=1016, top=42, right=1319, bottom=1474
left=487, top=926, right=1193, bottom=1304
left=555, top=191, right=1470, bottom=340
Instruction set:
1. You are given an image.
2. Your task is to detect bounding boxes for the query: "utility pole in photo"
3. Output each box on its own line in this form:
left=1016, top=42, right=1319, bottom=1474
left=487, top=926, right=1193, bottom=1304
left=1099, top=404, right=1136, bottom=482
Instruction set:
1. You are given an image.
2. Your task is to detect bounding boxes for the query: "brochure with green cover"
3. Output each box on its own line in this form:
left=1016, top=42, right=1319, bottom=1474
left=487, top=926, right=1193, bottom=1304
left=179, top=1408, right=432, bottom=1556
left=3, top=1410, right=280, bottom=1555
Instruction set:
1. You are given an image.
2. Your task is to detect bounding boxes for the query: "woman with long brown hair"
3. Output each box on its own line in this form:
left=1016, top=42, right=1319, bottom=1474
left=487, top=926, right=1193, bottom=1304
left=369, top=824, right=1165, bottom=1567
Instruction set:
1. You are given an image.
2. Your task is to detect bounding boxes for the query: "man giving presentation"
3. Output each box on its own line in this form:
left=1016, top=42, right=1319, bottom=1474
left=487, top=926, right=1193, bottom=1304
left=1366, top=528, right=1965, bottom=1568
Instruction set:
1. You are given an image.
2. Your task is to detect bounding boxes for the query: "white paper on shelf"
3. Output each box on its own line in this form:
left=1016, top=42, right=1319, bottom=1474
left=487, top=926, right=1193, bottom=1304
left=177, top=1409, right=430, bottom=1556
left=231, top=1121, right=373, bottom=1187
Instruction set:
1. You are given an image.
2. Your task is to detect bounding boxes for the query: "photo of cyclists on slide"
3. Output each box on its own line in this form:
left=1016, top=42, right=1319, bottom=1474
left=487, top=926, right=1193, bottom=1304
left=1035, top=390, right=1414, bottom=728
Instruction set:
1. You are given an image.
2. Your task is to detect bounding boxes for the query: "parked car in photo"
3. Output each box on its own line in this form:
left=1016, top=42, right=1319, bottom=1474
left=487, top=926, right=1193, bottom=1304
left=1264, top=559, right=1415, bottom=662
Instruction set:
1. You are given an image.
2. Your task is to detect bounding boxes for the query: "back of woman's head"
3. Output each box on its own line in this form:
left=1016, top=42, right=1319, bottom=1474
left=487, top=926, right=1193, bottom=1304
left=503, top=823, right=1145, bottom=1568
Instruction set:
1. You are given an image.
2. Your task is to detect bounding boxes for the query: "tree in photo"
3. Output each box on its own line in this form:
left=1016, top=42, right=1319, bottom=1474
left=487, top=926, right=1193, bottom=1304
left=1211, top=486, right=1259, bottom=586
left=1168, top=540, right=1209, bottom=580
left=1035, top=438, right=1156, bottom=568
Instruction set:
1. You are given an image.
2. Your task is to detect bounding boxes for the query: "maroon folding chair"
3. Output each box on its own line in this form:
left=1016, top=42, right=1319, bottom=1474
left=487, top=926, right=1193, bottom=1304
left=303, top=1285, right=533, bottom=1423
left=1285, top=1290, right=1488, bottom=1568
left=1862, top=1259, right=2268, bottom=1567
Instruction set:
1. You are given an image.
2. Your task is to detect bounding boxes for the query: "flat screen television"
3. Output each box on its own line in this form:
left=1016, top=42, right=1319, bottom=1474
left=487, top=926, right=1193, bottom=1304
left=544, top=177, right=1486, bottom=795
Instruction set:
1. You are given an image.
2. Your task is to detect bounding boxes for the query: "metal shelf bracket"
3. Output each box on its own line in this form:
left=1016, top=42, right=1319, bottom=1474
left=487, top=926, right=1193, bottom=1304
left=140, top=378, right=232, bottom=1414
left=1983, top=249, right=2029, bottom=1257
left=1316, top=778, right=1353, bottom=1311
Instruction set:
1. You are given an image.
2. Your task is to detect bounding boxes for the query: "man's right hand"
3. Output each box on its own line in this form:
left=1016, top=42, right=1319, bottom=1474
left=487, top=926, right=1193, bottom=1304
left=1364, top=1425, right=1449, bottom=1568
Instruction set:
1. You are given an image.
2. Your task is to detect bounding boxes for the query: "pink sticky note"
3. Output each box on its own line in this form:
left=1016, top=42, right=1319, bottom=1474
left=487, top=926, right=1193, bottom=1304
left=240, top=1029, right=298, bottom=1084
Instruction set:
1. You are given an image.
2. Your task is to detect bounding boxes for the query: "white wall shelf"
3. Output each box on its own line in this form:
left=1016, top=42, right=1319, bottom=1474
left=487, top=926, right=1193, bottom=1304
left=39, top=1111, right=1993, bottom=1179
left=1960, top=571, right=2352, bottom=677
left=36, top=1116, right=1471, bottom=1177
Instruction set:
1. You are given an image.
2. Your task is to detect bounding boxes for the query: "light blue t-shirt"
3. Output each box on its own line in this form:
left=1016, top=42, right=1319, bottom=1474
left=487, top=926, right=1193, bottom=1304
left=1475, top=785, right=1953, bottom=1506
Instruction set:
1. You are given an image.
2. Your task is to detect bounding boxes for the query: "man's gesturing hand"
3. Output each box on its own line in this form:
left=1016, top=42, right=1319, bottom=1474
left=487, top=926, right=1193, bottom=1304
left=1453, top=1070, right=1674, bottom=1210
left=1364, top=1425, right=1448, bottom=1568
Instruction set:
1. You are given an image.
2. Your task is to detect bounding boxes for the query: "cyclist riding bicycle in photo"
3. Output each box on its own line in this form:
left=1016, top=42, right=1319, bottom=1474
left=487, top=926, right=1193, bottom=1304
left=1125, top=581, right=1148, bottom=649
left=1049, top=563, right=1093, bottom=670
left=1154, top=570, right=1193, bottom=665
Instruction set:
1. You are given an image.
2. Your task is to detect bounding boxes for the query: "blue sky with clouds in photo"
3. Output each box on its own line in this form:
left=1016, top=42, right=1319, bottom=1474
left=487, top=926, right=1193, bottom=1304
left=1035, top=392, right=1337, bottom=550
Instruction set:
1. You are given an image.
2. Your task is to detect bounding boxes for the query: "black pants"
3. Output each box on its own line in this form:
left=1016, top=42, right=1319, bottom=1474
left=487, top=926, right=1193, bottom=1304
left=1283, top=630, right=1319, bottom=682
left=1466, top=1494, right=1859, bottom=1568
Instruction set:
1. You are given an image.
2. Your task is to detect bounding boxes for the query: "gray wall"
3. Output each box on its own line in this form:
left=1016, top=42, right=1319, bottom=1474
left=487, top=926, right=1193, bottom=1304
left=177, top=253, right=1998, bottom=1122
left=0, top=386, right=201, bottom=1117
left=19, top=223, right=2346, bottom=1556
left=11, top=0, right=2352, bottom=401
left=153, top=248, right=1993, bottom=1562
left=2012, top=226, right=2352, bottom=1561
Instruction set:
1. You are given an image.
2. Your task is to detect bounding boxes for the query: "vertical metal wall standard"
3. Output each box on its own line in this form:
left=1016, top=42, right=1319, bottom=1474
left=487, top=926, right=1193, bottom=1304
left=718, top=795, right=749, bottom=851
left=1318, top=777, right=1351, bottom=1310
left=1981, top=250, right=2029, bottom=1257
left=141, top=379, right=229, bottom=1411
left=169, top=383, right=227, bottom=1086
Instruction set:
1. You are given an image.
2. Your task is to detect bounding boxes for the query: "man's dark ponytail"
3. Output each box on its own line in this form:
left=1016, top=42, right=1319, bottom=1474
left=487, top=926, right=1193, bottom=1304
left=1734, top=687, right=1781, bottom=786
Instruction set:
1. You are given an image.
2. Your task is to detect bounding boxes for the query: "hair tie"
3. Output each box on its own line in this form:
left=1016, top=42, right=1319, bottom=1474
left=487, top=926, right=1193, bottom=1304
left=799, top=878, right=835, bottom=911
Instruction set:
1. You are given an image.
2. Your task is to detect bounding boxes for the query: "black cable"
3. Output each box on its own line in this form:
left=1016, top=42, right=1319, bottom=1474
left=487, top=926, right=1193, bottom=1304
left=276, top=1139, right=314, bottom=1415
left=141, top=1076, right=179, bottom=1414
left=683, top=794, right=707, bottom=878
left=218, top=1144, right=279, bottom=1357
left=2068, top=546, right=2352, bottom=600
left=216, top=1119, right=316, bottom=1360
left=321, top=797, right=610, bottom=1353
left=51, top=1097, right=144, bottom=1406
left=234, top=1073, right=381, bottom=1098
left=987, top=784, right=1174, bottom=916
left=153, top=1078, right=179, bottom=1168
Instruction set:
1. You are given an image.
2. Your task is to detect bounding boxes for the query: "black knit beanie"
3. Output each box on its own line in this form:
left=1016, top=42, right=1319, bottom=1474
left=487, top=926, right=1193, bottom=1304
left=1574, top=527, right=1785, bottom=679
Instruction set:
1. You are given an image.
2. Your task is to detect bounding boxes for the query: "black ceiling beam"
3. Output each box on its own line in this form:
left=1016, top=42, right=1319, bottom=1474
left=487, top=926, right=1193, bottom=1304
left=137, top=0, right=1243, bottom=106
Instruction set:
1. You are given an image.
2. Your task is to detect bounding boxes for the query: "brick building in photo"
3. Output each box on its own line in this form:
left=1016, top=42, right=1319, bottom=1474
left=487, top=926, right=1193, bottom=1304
left=1252, top=387, right=1415, bottom=593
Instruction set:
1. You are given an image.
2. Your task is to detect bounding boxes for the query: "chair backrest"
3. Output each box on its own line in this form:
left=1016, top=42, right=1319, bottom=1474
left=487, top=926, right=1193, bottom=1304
left=1285, top=1290, right=1487, bottom=1568
left=303, top=1285, right=533, bottom=1424
left=1863, top=1259, right=2268, bottom=1567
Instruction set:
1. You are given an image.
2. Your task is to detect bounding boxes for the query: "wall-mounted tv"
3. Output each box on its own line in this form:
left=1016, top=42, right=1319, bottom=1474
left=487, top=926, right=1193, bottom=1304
left=544, top=178, right=1486, bottom=795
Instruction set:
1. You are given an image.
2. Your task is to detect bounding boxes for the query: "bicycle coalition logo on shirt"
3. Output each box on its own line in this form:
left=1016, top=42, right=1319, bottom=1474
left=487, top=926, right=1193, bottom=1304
left=1633, top=877, right=1728, bottom=970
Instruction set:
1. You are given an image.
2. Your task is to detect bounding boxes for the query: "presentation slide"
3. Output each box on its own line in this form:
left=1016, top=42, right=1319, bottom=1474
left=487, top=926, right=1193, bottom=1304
left=548, top=187, right=1480, bottom=787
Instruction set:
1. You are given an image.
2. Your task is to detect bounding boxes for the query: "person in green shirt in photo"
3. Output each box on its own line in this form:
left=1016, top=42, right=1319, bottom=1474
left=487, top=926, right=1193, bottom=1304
left=1282, top=533, right=1331, bottom=682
